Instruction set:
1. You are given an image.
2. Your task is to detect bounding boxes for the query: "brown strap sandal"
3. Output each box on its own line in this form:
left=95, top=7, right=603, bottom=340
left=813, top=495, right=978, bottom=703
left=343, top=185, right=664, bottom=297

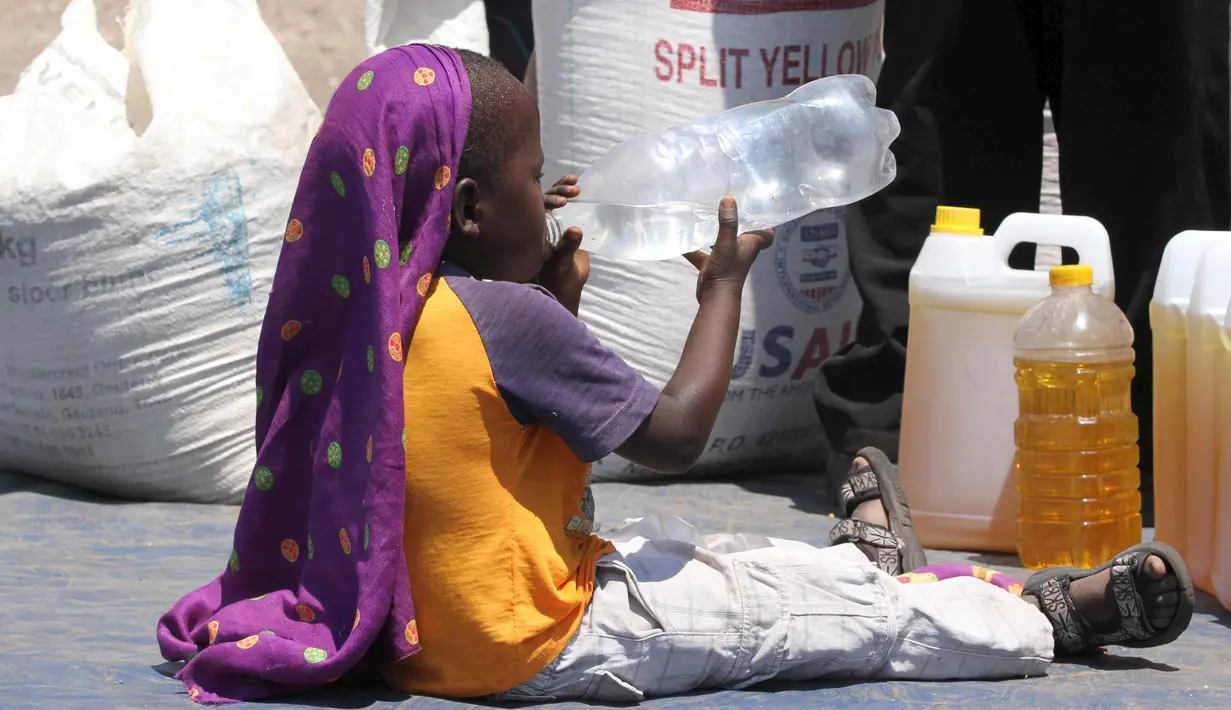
left=1024, top=541, right=1195, bottom=655
left=827, top=447, right=928, bottom=576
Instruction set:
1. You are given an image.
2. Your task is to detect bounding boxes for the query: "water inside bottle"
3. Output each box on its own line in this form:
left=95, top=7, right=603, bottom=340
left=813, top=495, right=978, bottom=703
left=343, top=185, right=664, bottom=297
left=1014, top=357, right=1142, bottom=569
left=552, top=201, right=718, bottom=261
left=549, top=197, right=797, bottom=260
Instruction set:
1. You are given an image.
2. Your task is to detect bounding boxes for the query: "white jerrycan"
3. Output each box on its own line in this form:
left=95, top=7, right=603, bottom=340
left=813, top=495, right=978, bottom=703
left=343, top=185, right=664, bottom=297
left=1150, top=232, right=1223, bottom=560
left=1212, top=286, right=1231, bottom=610
left=1183, top=240, right=1231, bottom=593
left=898, top=207, right=1115, bottom=553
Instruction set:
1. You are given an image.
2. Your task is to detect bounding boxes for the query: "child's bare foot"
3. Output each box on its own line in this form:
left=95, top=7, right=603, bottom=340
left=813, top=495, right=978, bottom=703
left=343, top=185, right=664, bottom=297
left=1064, top=555, right=1181, bottom=631
left=850, top=458, right=890, bottom=529
left=1021, top=543, right=1194, bottom=655
left=828, top=448, right=927, bottom=575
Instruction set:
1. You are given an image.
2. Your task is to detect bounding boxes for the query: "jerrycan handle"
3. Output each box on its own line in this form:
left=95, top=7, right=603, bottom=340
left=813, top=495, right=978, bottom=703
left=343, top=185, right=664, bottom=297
left=990, top=213, right=1116, bottom=300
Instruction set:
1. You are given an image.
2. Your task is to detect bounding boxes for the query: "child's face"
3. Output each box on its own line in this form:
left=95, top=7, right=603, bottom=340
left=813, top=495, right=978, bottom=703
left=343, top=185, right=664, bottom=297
left=450, top=89, right=548, bottom=284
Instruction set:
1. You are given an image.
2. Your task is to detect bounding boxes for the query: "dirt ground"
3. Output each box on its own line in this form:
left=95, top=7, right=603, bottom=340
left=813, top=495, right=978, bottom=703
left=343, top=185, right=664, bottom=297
left=0, top=0, right=366, bottom=110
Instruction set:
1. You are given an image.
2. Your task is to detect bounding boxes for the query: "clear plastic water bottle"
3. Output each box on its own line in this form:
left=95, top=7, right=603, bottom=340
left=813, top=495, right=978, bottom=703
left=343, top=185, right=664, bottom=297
left=544, top=74, right=900, bottom=261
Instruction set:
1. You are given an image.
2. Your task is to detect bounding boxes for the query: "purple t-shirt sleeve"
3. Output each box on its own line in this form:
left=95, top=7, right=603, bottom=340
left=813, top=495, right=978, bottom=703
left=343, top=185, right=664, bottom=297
left=447, top=276, right=660, bottom=463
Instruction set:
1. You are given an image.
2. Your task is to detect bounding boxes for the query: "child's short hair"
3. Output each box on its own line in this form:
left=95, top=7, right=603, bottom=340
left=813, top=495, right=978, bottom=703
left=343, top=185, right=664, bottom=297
left=455, top=48, right=529, bottom=185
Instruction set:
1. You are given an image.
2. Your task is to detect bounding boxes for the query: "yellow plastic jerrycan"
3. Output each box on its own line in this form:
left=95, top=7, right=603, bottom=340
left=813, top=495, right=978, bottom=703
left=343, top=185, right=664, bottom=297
left=1149, top=231, right=1222, bottom=561
left=899, top=207, right=1114, bottom=554
left=1183, top=239, right=1231, bottom=591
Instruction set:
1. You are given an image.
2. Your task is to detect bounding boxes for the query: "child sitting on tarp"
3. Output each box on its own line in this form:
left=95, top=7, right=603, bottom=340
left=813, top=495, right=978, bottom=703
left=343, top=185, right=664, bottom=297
left=156, top=44, right=1194, bottom=704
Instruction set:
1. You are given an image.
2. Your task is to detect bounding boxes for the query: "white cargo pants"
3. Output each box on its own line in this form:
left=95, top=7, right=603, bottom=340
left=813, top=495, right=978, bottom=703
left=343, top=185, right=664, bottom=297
left=497, top=515, right=1054, bottom=703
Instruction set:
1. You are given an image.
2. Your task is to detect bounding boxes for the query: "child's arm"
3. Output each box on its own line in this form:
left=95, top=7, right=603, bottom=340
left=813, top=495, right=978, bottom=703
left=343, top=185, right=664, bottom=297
left=482, top=197, right=769, bottom=475
left=614, top=197, right=773, bottom=473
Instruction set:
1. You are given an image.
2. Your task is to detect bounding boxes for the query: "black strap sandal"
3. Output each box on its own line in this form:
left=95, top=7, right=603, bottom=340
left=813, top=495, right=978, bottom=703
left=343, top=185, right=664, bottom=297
left=827, top=447, right=928, bottom=576
left=1023, top=541, right=1196, bottom=656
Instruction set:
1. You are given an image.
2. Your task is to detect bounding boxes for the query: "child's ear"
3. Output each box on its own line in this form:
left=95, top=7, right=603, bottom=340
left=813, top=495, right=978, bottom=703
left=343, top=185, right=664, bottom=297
left=451, top=177, right=481, bottom=240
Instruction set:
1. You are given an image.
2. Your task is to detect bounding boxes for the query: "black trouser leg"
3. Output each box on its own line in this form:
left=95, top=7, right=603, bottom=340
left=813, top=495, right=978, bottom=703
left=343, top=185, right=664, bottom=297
left=816, top=0, right=1043, bottom=475
left=1203, top=1, right=1231, bottom=231
left=1046, top=1, right=1221, bottom=501
left=486, top=0, right=534, bottom=79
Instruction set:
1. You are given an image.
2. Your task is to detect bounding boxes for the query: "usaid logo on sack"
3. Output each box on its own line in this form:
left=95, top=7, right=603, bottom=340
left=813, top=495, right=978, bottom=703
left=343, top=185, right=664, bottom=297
left=774, top=208, right=850, bottom=314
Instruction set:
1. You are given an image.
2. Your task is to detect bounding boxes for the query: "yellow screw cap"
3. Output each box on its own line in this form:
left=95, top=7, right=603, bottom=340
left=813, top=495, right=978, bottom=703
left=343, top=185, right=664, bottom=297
left=1050, top=264, right=1094, bottom=287
left=931, top=206, right=984, bottom=235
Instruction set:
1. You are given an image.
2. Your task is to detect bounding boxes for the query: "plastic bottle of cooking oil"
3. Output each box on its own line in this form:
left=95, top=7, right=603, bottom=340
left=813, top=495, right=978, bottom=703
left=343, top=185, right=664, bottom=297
left=1014, top=265, right=1141, bottom=570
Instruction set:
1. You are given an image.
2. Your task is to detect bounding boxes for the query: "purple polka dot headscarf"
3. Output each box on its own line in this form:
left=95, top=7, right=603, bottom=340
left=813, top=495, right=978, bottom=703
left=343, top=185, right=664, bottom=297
left=156, top=45, right=470, bottom=705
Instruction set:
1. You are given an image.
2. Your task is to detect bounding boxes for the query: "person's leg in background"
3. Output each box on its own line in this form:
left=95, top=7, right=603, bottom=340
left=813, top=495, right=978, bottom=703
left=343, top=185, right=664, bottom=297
left=486, top=0, right=534, bottom=81
left=1047, top=0, right=1227, bottom=502
left=815, top=0, right=1044, bottom=480
left=1202, top=1, right=1230, bottom=232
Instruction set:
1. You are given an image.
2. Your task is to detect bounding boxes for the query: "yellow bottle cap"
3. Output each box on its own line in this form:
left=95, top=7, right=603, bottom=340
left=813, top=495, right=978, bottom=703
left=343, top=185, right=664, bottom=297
left=1050, top=264, right=1094, bottom=287
left=931, top=206, right=984, bottom=235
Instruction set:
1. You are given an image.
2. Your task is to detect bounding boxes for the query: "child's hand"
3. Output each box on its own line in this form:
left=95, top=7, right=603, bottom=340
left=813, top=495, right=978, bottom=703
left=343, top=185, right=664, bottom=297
left=539, top=175, right=588, bottom=316
left=543, top=174, right=580, bottom=211
left=683, top=197, right=774, bottom=302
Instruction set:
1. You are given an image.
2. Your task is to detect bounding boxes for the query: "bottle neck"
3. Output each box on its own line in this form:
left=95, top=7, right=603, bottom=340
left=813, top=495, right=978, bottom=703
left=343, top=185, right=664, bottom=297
left=544, top=211, right=564, bottom=249
left=1051, top=283, right=1093, bottom=296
